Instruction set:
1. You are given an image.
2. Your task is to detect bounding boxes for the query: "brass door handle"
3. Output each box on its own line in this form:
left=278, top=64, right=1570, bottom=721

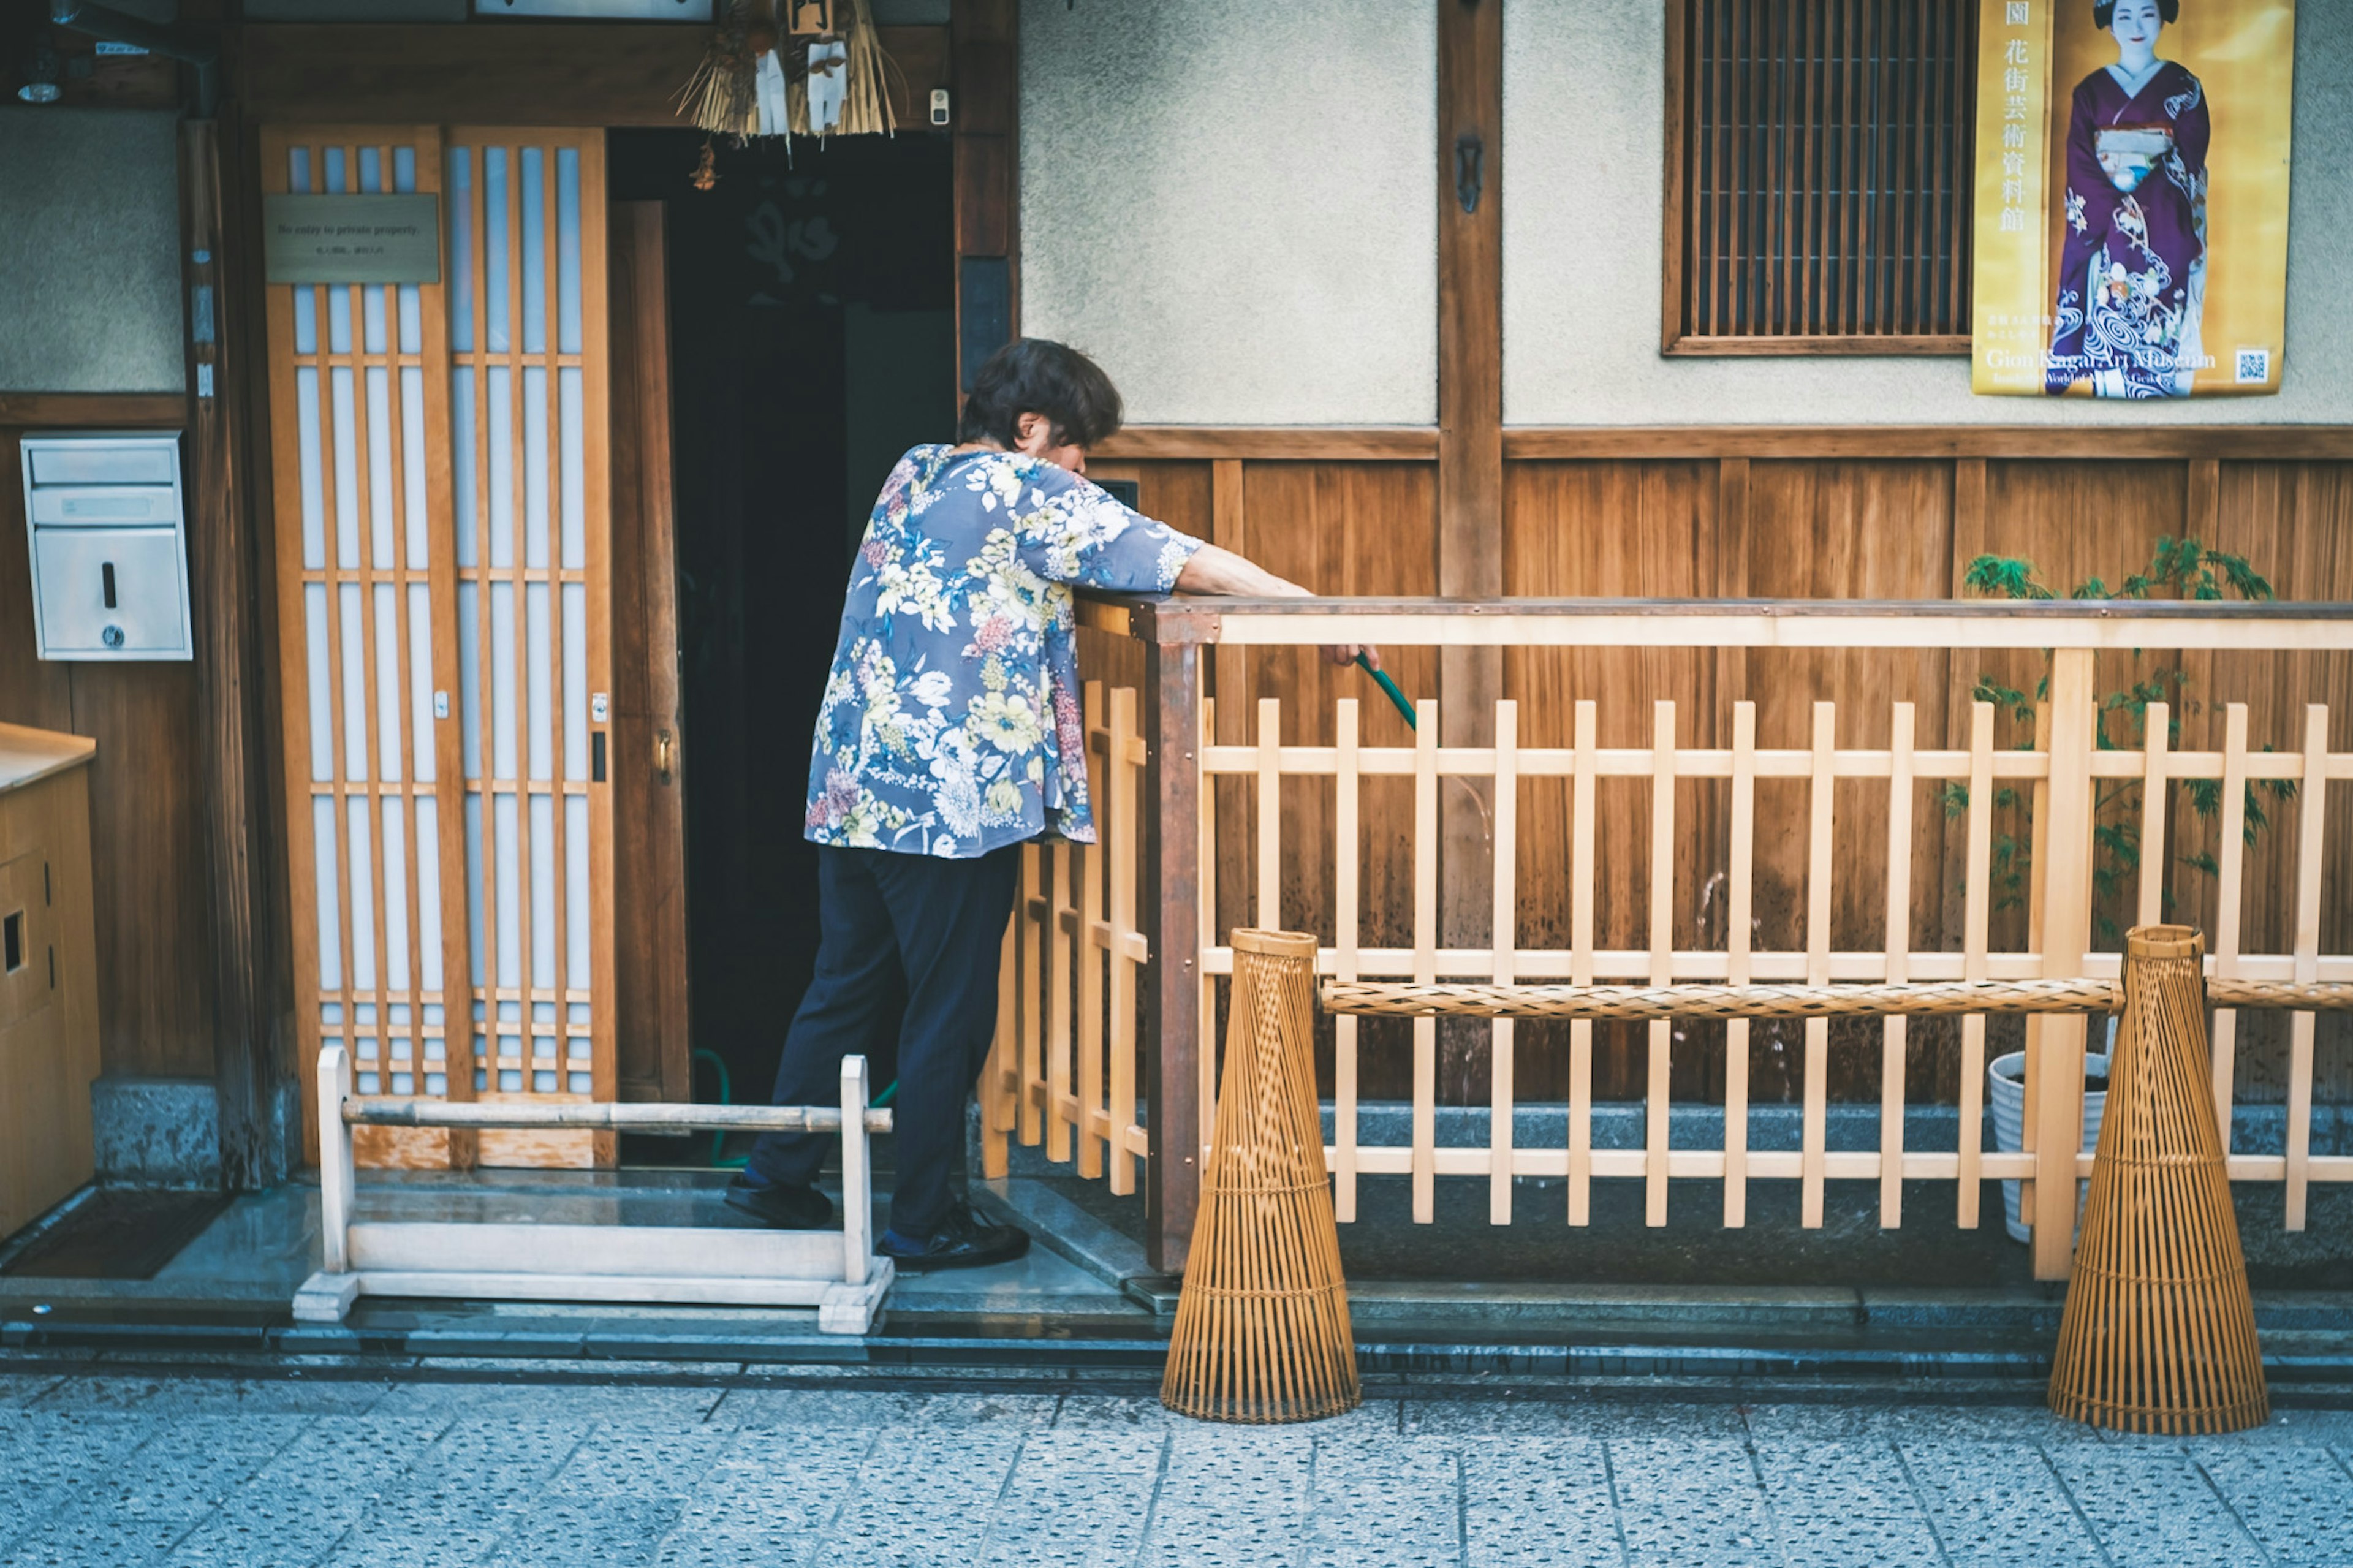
left=656, top=729, right=675, bottom=782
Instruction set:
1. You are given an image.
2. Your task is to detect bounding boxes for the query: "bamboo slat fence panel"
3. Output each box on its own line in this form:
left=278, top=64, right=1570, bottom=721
left=1195, top=680, right=2353, bottom=1242
left=980, top=682, right=1151, bottom=1191
left=1010, top=598, right=2353, bottom=1282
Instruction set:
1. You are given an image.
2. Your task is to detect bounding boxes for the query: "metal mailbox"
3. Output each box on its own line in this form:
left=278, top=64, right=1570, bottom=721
left=18, top=434, right=192, bottom=661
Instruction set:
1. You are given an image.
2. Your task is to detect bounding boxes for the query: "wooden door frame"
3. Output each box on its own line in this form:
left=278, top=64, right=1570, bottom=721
left=608, top=200, right=692, bottom=1107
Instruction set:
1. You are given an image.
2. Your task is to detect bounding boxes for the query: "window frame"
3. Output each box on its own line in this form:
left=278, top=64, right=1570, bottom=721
left=1661, top=0, right=1977, bottom=358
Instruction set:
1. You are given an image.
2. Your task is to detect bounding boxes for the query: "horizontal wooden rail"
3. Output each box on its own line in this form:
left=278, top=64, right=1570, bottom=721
left=1320, top=978, right=2353, bottom=1021
left=1076, top=594, right=2353, bottom=651
left=342, top=1098, right=894, bottom=1134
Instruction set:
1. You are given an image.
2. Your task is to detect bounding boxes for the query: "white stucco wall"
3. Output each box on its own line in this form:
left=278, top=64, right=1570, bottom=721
left=1503, top=0, right=2353, bottom=425
left=1019, top=0, right=1436, bottom=426
left=0, top=109, right=184, bottom=395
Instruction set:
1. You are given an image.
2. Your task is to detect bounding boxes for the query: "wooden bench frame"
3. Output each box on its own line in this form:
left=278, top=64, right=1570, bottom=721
left=294, top=1048, right=894, bottom=1333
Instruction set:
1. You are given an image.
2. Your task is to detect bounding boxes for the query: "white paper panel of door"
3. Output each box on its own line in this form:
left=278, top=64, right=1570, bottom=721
left=265, top=125, right=613, bottom=1170
left=280, top=137, right=455, bottom=1119
left=448, top=138, right=599, bottom=1102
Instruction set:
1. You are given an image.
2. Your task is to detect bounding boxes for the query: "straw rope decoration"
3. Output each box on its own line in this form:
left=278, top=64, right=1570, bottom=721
left=788, top=0, right=903, bottom=138
left=2048, top=925, right=2269, bottom=1434
left=1162, top=929, right=1361, bottom=1423
left=677, top=0, right=762, bottom=138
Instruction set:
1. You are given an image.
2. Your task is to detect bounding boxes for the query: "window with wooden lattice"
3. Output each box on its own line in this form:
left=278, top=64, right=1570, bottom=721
left=1664, top=0, right=1977, bottom=355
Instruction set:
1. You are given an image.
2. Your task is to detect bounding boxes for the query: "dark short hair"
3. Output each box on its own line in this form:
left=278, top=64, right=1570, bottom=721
left=956, top=338, right=1124, bottom=450
left=2094, top=0, right=2177, bottom=24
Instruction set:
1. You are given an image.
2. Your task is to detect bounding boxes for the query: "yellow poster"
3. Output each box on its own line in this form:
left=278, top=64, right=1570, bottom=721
left=1971, top=0, right=2294, bottom=396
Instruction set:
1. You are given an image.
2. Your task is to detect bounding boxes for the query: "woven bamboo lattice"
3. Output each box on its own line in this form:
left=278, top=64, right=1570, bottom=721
left=1162, top=929, right=1361, bottom=1423
left=2049, top=926, right=2269, bottom=1434
left=1317, top=977, right=2353, bottom=1021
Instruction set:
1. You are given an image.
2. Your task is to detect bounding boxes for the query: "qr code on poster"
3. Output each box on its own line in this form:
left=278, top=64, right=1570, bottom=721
left=2235, top=347, right=2272, bottom=385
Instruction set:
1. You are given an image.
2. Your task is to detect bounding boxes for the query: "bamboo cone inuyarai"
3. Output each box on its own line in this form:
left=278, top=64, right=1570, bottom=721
left=2048, top=925, right=2269, bottom=1434
left=1162, top=929, right=1360, bottom=1423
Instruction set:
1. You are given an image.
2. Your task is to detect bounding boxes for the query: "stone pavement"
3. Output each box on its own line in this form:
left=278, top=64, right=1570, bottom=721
left=4, top=1363, right=2353, bottom=1566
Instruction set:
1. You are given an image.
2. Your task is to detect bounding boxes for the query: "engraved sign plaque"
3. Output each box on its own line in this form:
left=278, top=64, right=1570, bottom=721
left=263, top=194, right=442, bottom=285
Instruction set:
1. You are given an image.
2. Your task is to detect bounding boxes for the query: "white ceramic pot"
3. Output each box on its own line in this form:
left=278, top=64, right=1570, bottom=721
left=1988, top=1026, right=2112, bottom=1244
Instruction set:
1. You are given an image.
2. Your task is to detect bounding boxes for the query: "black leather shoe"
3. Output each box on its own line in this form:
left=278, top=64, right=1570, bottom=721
left=724, top=1175, right=834, bottom=1229
left=878, top=1203, right=1030, bottom=1273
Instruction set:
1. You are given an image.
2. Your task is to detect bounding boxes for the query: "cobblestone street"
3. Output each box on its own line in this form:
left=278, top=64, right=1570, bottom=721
left=4, top=1363, right=2352, bottom=1566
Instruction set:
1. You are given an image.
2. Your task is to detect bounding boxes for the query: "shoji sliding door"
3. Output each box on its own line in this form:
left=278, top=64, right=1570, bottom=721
left=260, top=126, right=615, bottom=1169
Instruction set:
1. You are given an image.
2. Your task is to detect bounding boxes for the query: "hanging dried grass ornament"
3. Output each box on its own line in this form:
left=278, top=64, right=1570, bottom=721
left=786, top=0, right=903, bottom=140
left=676, top=0, right=762, bottom=140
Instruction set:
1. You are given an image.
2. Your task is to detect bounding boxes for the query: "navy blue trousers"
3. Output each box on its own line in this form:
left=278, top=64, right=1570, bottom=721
left=745, top=843, right=1020, bottom=1240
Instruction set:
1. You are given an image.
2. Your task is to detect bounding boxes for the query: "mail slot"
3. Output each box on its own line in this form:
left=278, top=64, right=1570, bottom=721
left=18, top=433, right=192, bottom=662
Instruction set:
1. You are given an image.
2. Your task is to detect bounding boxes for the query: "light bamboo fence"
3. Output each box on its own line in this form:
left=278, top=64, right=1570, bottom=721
left=991, top=600, right=2353, bottom=1282
left=980, top=682, right=1153, bottom=1195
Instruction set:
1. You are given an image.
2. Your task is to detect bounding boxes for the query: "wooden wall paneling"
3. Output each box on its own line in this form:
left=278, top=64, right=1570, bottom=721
left=952, top=0, right=1016, bottom=392
left=1980, top=458, right=2190, bottom=959
left=1939, top=455, right=1988, bottom=1036
left=1502, top=460, right=1720, bottom=1102
left=0, top=440, right=76, bottom=736
left=1232, top=462, right=1438, bottom=1101
left=2207, top=461, right=2353, bottom=1104
left=1074, top=458, right=1211, bottom=702
left=1741, top=460, right=1956, bottom=1102
left=1209, top=458, right=1251, bottom=966
left=237, top=25, right=950, bottom=131
left=185, top=116, right=293, bottom=1185
left=1438, top=0, right=1505, bottom=1100
left=71, top=665, right=219, bottom=1080
left=608, top=202, right=692, bottom=1106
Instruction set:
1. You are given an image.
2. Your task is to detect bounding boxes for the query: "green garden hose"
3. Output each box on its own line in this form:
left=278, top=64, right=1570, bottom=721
left=1357, top=653, right=1417, bottom=729
left=689, top=1046, right=896, bottom=1168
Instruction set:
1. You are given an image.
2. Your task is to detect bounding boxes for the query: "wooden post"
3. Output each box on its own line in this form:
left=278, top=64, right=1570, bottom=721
left=1143, top=634, right=1204, bottom=1275
left=184, top=116, right=289, bottom=1191
left=2033, top=648, right=2097, bottom=1281
left=952, top=0, right=1017, bottom=391
left=840, top=1054, right=870, bottom=1287
left=1436, top=0, right=1504, bottom=1097
left=317, top=1043, right=354, bottom=1274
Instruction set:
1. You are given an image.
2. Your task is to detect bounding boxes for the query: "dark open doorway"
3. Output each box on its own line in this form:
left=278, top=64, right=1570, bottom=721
left=609, top=129, right=955, bottom=1113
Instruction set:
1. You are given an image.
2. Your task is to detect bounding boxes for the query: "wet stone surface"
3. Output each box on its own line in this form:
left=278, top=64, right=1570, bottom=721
left=0, top=1368, right=2349, bottom=1564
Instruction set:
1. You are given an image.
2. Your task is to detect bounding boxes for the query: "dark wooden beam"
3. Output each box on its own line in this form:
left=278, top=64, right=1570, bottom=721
left=236, top=23, right=946, bottom=129
left=183, top=117, right=290, bottom=1191
left=1142, top=638, right=1203, bottom=1277
left=1502, top=426, right=2353, bottom=460
left=952, top=0, right=1017, bottom=392
left=1437, top=0, right=1504, bottom=1093
left=0, top=393, right=184, bottom=428
left=1094, top=427, right=1440, bottom=461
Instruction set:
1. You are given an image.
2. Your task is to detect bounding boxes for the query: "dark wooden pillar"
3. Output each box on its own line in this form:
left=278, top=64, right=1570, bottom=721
left=1437, top=0, right=1505, bottom=1086
left=183, top=114, right=292, bottom=1189
left=952, top=0, right=1018, bottom=389
left=1141, top=616, right=1207, bottom=1276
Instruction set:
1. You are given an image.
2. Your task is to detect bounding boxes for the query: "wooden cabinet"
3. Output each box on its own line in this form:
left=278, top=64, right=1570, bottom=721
left=0, top=722, right=99, bottom=1242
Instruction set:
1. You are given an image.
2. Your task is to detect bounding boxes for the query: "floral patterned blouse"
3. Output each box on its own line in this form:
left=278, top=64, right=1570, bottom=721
left=803, top=445, right=1202, bottom=858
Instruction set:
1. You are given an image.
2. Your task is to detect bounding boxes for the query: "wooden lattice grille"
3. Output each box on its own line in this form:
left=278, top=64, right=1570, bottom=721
left=1666, top=0, right=1978, bottom=352
left=261, top=126, right=615, bottom=1170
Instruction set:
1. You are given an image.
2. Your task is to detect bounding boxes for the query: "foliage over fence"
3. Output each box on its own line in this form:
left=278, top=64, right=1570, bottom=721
left=1954, top=537, right=2297, bottom=946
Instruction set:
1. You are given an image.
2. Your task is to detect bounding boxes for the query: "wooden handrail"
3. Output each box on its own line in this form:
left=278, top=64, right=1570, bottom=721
left=1076, top=593, right=2353, bottom=650
left=342, top=1098, right=894, bottom=1134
